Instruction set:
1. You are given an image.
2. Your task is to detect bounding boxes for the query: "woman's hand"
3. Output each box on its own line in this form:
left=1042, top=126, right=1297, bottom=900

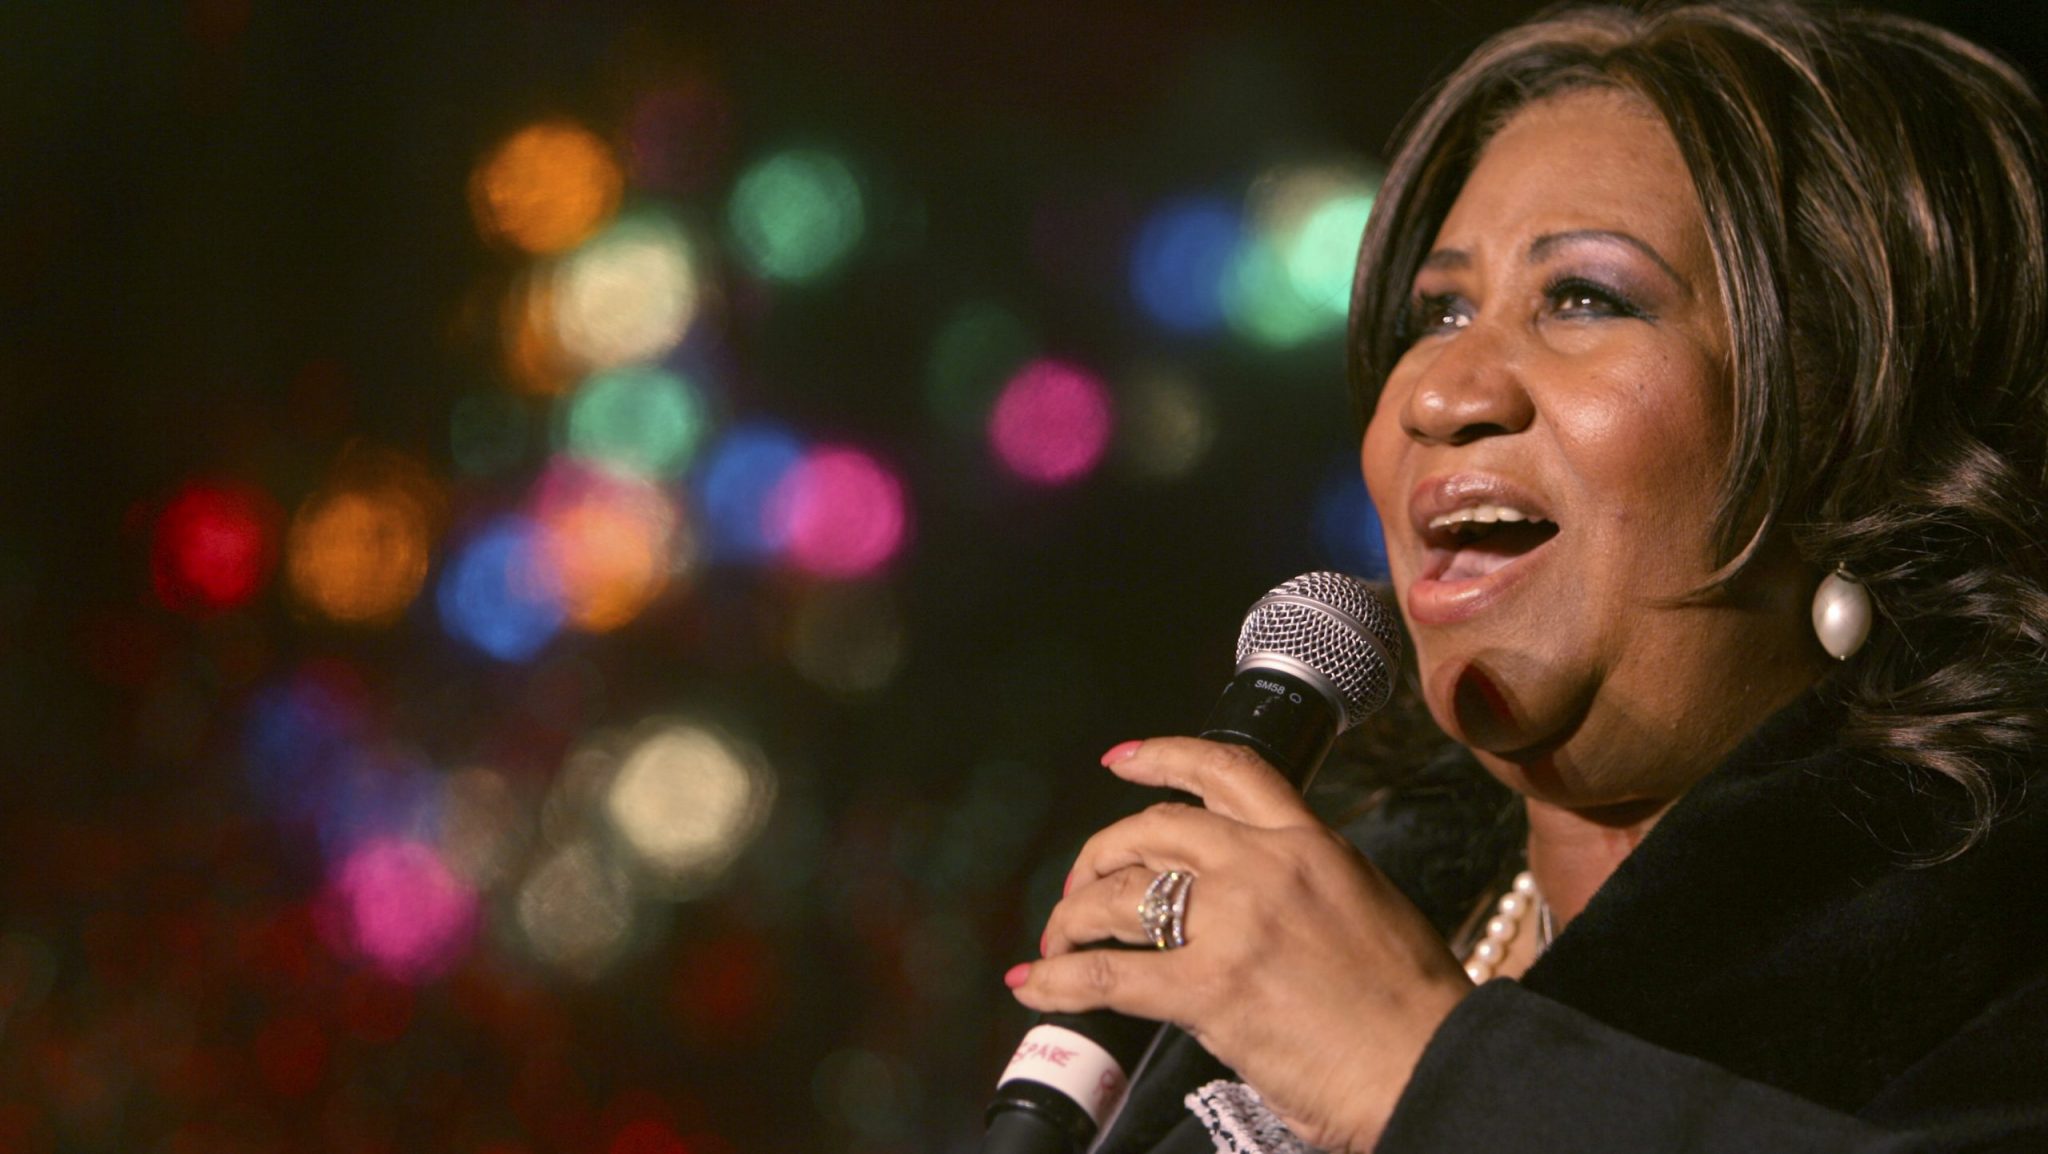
left=1007, top=737, right=1473, bottom=1153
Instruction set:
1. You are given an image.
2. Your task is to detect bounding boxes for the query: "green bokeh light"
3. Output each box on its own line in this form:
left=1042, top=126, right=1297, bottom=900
left=563, top=366, right=708, bottom=478
left=1285, top=192, right=1375, bottom=317
left=924, top=302, right=1037, bottom=438
left=727, top=149, right=866, bottom=283
left=1224, top=236, right=1324, bottom=349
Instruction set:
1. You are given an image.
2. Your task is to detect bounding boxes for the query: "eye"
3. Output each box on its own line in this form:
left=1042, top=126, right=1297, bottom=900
left=1402, top=291, right=1471, bottom=338
left=1546, top=277, right=1647, bottom=320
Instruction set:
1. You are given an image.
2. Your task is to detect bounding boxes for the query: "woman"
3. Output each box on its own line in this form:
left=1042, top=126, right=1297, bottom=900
left=1005, top=2, right=2048, bottom=1150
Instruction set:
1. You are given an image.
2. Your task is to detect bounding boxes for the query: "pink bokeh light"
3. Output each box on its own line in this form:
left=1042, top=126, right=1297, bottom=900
left=767, top=446, right=909, bottom=578
left=987, top=359, right=1113, bottom=485
left=331, top=838, right=480, bottom=983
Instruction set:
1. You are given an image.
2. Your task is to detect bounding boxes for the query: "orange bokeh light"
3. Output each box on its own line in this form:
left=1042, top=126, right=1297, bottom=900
left=286, top=447, right=445, bottom=626
left=534, top=469, right=675, bottom=633
left=502, top=274, right=576, bottom=396
left=471, top=120, right=624, bottom=255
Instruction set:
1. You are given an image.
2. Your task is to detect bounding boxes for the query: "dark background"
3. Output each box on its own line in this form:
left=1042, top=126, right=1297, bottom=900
left=3, top=3, right=2043, bottom=1152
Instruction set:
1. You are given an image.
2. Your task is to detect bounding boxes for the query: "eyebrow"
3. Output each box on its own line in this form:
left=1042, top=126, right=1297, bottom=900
left=1418, top=229, right=1693, bottom=297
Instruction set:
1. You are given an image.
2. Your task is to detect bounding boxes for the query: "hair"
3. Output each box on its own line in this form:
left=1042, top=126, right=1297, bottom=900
left=1346, top=0, right=2048, bottom=856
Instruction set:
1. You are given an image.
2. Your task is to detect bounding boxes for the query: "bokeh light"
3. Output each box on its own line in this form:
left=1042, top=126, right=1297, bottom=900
left=1226, top=162, right=1379, bottom=347
left=503, top=273, right=578, bottom=396
left=311, top=746, right=443, bottom=865
left=787, top=583, right=905, bottom=695
left=727, top=149, right=866, bottom=283
left=285, top=446, right=443, bottom=627
left=988, top=358, right=1114, bottom=485
left=531, top=465, right=677, bottom=632
left=1315, top=463, right=1390, bottom=581
left=766, top=446, right=910, bottom=578
left=562, top=365, right=709, bottom=480
left=694, top=420, right=807, bottom=563
left=550, top=208, right=701, bottom=370
left=1224, top=234, right=1324, bottom=347
left=151, top=480, right=279, bottom=615
left=329, top=837, right=479, bottom=983
left=437, top=515, right=565, bottom=661
left=1118, top=368, right=1216, bottom=480
left=604, top=721, right=775, bottom=894
left=1129, top=195, right=1242, bottom=334
left=1285, top=185, right=1375, bottom=313
left=437, top=766, right=526, bottom=888
left=471, top=119, right=623, bottom=255
left=924, top=301, right=1036, bottom=440
left=243, top=664, right=369, bottom=826
left=517, top=841, right=636, bottom=978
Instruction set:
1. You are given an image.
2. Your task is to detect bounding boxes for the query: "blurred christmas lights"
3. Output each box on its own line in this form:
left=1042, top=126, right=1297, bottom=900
left=437, top=515, right=567, bottom=661
left=531, top=464, right=678, bottom=632
left=988, top=358, right=1115, bottom=485
left=560, top=365, right=709, bottom=480
left=1129, top=194, right=1242, bottom=334
left=550, top=208, right=702, bottom=370
left=693, top=420, right=807, bottom=564
left=766, top=445, right=910, bottom=578
left=285, top=446, right=443, bottom=627
left=328, top=837, right=480, bottom=983
left=471, top=119, right=624, bottom=255
left=604, top=720, right=774, bottom=895
left=151, top=480, right=279, bottom=615
left=727, top=149, right=866, bottom=283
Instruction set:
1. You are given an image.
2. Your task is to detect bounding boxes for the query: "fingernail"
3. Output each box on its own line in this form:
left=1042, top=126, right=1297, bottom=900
left=1039, top=931, right=1050, bottom=956
left=1062, top=873, right=1074, bottom=897
left=1101, top=740, right=1143, bottom=766
left=1004, top=963, right=1032, bottom=989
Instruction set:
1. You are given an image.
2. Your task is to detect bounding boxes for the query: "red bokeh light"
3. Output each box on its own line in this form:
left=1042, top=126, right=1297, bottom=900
left=151, top=480, right=280, bottom=615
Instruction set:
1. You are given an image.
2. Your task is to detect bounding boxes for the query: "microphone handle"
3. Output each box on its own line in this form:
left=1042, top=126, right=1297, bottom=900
left=980, top=669, right=1339, bottom=1154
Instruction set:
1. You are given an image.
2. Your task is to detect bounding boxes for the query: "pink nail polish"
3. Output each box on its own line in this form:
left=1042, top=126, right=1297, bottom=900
left=1100, top=740, right=1143, bottom=766
left=1004, top=963, right=1032, bottom=989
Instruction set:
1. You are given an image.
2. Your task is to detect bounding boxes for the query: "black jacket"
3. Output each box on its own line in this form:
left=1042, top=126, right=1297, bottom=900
left=1101, top=695, right=2048, bottom=1152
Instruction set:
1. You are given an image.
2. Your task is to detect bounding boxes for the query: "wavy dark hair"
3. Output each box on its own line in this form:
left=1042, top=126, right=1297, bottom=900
left=1346, top=0, right=2048, bottom=855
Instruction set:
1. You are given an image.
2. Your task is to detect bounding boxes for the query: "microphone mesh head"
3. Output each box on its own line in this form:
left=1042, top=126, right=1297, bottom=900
left=1234, top=571, right=1401, bottom=732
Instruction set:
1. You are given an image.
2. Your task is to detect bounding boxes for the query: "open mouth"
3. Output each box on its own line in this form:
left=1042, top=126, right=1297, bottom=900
left=1422, top=505, right=1560, bottom=583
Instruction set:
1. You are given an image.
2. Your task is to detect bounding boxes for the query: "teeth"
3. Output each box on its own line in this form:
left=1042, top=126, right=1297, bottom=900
left=1428, top=504, right=1551, bottom=531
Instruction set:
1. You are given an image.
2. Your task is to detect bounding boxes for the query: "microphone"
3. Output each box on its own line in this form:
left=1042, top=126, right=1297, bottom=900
left=981, top=572, right=1401, bottom=1154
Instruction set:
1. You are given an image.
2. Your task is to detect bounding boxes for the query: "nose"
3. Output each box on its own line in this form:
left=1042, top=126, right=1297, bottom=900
left=1399, top=324, right=1536, bottom=445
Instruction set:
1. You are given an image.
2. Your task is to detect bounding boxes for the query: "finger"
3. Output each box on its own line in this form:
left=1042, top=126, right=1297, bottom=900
left=1104, top=737, right=1314, bottom=828
left=1066, top=801, right=1240, bottom=888
left=1008, top=946, right=1191, bottom=1026
left=1042, top=864, right=1169, bottom=956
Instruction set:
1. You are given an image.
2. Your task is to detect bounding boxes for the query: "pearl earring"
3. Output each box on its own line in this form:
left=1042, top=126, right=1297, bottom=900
left=1812, top=566, right=1872, bottom=661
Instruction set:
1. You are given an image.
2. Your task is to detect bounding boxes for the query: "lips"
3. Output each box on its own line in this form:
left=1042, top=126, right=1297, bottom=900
left=1406, top=475, right=1559, bottom=624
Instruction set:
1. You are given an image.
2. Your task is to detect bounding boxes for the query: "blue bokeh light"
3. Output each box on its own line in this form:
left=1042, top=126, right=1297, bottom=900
left=1129, top=195, right=1244, bottom=335
left=437, top=515, right=566, bottom=661
left=243, top=669, right=366, bottom=825
left=694, top=420, right=806, bottom=563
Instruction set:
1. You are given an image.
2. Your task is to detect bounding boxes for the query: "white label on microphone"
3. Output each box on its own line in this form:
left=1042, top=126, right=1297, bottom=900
left=996, top=1024, right=1130, bottom=1128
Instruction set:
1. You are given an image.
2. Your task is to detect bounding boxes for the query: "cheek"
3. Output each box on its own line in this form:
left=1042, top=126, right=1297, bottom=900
left=1359, top=388, right=1407, bottom=528
left=1562, top=366, right=1730, bottom=571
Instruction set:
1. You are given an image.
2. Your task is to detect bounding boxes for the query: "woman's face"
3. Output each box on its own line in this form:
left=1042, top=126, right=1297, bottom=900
left=1362, top=88, right=1819, bottom=811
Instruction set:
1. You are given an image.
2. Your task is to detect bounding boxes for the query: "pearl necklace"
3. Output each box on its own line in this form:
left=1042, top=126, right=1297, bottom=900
left=1460, top=870, right=1553, bottom=984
